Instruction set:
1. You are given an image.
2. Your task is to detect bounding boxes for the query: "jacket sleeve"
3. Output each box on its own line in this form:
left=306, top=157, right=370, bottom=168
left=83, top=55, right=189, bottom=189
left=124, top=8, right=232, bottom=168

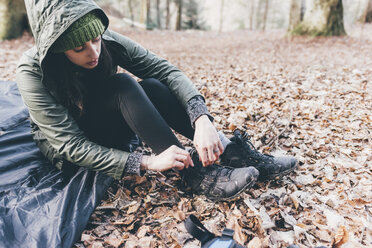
left=16, top=52, right=129, bottom=180
left=186, top=95, right=214, bottom=128
left=105, top=29, right=203, bottom=109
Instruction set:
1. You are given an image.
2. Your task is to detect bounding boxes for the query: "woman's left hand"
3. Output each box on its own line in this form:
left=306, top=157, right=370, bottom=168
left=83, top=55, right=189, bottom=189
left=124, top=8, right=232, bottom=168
left=193, top=115, right=224, bottom=167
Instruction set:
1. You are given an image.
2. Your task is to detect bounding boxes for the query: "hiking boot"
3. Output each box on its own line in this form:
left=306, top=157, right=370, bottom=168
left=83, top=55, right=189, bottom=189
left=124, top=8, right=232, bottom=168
left=220, top=130, right=297, bottom=180
left=182, top=149, right=259, bottom=201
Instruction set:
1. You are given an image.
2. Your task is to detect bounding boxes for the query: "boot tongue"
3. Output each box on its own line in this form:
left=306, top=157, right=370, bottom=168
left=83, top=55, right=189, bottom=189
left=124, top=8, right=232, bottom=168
left=241, top=131, right=250, bottom=140
left=234, top=131, right=262, bottom=158
left=189, top=149, right=204, bottom=169
left=233, top=130, right=244, bottom=145
left=233, top=129, right=241, bottom=138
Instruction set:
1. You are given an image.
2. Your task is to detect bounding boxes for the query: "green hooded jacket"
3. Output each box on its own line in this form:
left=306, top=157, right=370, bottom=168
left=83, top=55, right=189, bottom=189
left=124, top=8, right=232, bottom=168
left=16, top=0, right=202, bottom=180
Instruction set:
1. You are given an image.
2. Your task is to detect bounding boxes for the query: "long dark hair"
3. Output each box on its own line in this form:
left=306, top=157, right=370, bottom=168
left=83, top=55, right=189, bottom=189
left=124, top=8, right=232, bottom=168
left=42, top=39, right=114, bottom=119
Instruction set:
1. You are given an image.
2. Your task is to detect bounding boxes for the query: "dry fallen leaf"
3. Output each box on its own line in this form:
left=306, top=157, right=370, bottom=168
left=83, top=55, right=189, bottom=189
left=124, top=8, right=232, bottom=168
left=248, top=237, right=262, bottom=248
left=332, top=226, right=349, bottom=248
left=91, top=241, right=104, bottom=248
left=104, top=230, right=125, bottom=248
left=3, top=21, right=371, bottom=248
left=228, top=123, right=237, bottom=131
left=289, top=193, right=299, bottom=210
left=226, top=215, right=247, bottom=246
left=137, top=225, right=150, bottom=238
left=173, top=210, right=186, bottom=221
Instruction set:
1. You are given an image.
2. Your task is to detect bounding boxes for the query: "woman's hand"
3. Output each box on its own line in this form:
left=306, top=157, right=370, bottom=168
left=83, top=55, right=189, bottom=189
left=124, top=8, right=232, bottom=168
left=193, top=115, right=224, bottom=167
left=141, top=145, right=194, bottom=172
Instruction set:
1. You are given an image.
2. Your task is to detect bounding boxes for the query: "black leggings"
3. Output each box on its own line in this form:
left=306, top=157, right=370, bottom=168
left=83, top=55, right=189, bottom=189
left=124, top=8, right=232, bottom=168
left=77, top=73, right=195, bottom=154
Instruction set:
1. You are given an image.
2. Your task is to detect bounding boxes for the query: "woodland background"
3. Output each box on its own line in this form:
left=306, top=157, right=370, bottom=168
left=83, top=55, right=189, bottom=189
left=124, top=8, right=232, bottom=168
left=0, top=0, right=371, bottom=247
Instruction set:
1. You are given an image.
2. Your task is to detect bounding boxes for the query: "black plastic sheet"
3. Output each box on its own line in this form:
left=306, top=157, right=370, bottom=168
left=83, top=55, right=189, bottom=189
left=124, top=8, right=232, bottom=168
left=0, top=81, right=114, bottom=248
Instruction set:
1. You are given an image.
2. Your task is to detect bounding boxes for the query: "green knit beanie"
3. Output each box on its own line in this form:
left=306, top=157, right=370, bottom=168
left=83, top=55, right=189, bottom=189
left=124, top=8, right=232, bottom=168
left=51, top=12, right=105, bottom=53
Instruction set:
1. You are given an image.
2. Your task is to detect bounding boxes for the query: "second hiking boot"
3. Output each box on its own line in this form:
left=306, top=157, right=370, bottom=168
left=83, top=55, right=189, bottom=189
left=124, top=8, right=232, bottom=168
left=182, top=149, right=259, bottom=201
left=220, top=130, right=297, bottom=180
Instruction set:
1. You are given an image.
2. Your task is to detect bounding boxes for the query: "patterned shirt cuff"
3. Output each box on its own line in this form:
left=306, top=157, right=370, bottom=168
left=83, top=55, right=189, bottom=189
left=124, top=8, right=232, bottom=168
left=186, top=95, right=214, bottom=128
left=123, top=152, right=143, bottom=176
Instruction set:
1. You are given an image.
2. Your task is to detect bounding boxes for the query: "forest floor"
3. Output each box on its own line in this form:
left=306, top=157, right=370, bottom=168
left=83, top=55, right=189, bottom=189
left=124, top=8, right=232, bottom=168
left=1, top=23, right=371, bottom=248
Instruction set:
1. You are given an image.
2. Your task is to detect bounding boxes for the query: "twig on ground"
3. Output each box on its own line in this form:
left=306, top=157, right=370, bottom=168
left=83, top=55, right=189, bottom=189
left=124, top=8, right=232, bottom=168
left=259, top=105, right=294, bottom=149
left=96, top=205, right=116, bottom=211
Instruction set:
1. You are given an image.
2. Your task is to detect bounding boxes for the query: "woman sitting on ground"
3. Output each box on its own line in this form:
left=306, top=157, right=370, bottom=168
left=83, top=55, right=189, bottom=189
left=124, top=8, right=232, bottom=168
left=17, top=0, right=297, bottom=201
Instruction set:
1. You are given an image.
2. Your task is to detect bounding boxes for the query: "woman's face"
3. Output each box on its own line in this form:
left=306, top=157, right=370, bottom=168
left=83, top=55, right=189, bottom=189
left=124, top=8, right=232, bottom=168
left=64, top=36, right=102, bottom=69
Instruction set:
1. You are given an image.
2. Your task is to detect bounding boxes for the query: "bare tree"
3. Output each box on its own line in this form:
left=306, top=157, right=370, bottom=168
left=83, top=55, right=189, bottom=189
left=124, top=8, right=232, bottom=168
left=156, top=0, right=162, bottom=29
left=146, top=0, right=151, bottom=29
left=367, top=0, right=372, bottom=22
left=359, top=0, right=372, bottom=22
left=301, top=0, right=306, bottom=20
left=183, top=0, right=204, bottom=30
left=262, top=0, right=269, bottom=31
left=0, top=0, right=27, bottom=40
left=288, top=0, right=302, bottom=31
left=128, top=0, right=135, bottom=27
left=291, top=0, right=346, bottom=36
left=249, top=0, right=255, bottom=30
left=255, top=0, right=266, bottom=30
left=165, top=0, right=170, bottom=29
left=176, top=0, right=182, bottom=30
left=140, top=0, right=146, bottom=25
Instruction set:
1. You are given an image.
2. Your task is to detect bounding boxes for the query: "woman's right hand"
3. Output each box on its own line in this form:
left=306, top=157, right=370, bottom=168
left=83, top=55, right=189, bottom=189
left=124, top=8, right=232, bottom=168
left=141, top=145, right=194, bottom=172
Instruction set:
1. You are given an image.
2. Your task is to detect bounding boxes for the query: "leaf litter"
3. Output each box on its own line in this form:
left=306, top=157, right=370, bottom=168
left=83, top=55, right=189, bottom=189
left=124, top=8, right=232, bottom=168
left=1, top=24, right=371, bottom=247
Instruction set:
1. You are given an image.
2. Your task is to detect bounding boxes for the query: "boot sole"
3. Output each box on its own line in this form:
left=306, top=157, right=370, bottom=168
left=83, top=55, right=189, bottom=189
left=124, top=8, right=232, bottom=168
left=223, top=158, right=298, bottom=181
left=260, top=161, right=298, bottom=181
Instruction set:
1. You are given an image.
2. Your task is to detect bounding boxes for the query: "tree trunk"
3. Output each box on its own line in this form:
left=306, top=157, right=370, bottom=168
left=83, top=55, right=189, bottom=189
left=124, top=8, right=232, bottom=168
left=291, top=0, right=346, bottom=36
left=367, top=0, right=372, bottom=22
left=288, top=0, right=301, bottom=31
left=165, top=0, right=170, bottom=29
left=0, top=0, right=27, bottom=40
left=300, top=0, right=306, bottom=20
left=255, top=0, right=265, bottom=30
left=249, top=0, right=255, bottom=30
left=140, top=0, right=147, bottom=26
left=359, top=0, right=372, bottom=22
left=219, top=0, right=225, bottom=32
left=262, top=0, right=269, bottom=31
left=176, top=0, right=182, bottom=31
left=146, top=0, right=152, bottom=29
left=128, top=0, right=135, bottom=28
left=156, top=0, right=162, bottom=29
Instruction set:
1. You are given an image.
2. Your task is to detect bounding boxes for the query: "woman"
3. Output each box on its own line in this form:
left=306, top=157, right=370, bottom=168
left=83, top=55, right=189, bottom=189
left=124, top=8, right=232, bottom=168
left=17, top=0, right=297, bottom=201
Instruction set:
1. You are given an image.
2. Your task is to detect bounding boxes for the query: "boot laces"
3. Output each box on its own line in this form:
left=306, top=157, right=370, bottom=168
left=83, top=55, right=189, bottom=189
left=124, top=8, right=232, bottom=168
left=234, top=130, right=273, bottom=163
left=190, top=148, right=232, bottom=178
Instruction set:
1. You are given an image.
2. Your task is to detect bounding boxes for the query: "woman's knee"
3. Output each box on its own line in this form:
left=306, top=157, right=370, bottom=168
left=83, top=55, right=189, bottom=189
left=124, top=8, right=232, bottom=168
left=139, top=78, right=169, bottom=97
left=109, top=73, right=142, bottom=95
left=139, top=78, right=162, bottom=88
left=109, top=73, right=136, bottom=86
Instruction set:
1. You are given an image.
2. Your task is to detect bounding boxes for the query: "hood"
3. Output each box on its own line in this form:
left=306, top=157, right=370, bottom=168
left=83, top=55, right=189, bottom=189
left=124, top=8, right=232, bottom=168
left=25, top=0, right=109, bottom=65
